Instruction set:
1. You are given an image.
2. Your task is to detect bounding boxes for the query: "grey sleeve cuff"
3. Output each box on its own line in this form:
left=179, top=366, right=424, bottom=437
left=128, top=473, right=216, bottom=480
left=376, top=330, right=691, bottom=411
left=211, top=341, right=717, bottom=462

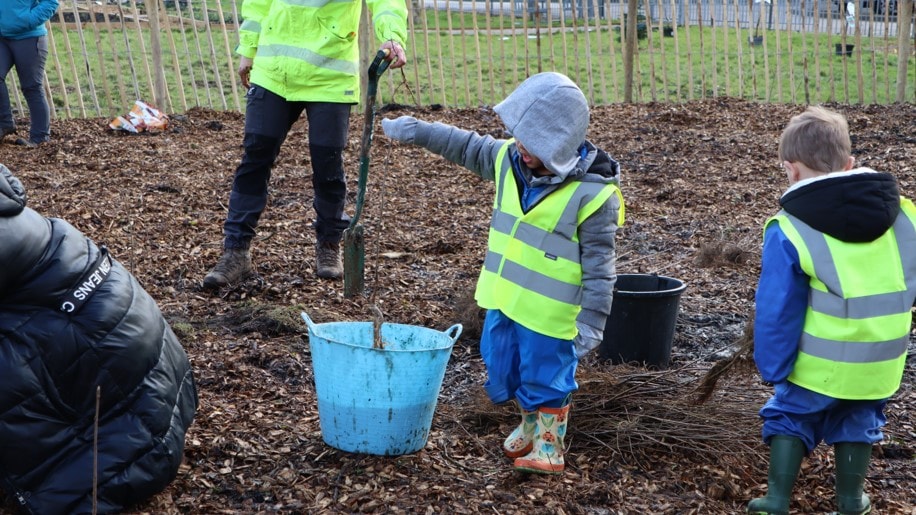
left=576, top=308, right=607, bottom=335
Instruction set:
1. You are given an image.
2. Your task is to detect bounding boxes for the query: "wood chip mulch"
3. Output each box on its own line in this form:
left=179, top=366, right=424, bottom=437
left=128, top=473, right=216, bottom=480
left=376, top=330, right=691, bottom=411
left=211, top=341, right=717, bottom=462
left=1, top=98, right=913, bottom=514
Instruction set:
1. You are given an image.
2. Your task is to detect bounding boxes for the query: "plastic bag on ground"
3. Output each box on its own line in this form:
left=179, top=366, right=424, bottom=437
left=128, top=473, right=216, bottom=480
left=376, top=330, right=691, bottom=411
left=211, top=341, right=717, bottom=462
left=109, top=100, right=169, bottom=133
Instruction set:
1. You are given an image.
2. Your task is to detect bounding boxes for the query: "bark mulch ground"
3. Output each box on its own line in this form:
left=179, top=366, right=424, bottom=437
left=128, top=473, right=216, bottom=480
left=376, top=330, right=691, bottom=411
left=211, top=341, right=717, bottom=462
left=1, top=98, right=913, bottom=514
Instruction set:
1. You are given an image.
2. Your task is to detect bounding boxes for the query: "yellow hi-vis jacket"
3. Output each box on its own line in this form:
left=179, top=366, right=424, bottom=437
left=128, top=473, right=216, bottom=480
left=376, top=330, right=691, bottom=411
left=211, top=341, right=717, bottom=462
left=475, top=141, right=624, bottom=340
left=769, top=199, right=916, bottom=399
left=237, top=0, right=408, bottom=103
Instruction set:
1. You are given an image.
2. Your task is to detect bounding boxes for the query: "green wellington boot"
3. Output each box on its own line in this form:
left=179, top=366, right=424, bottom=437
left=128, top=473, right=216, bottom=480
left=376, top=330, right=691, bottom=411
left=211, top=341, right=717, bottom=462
left=747, top=435, right=806, bottom=515
left=834, top=442, right=873, bottom=515
left=503, top=404, right=538, bottom=458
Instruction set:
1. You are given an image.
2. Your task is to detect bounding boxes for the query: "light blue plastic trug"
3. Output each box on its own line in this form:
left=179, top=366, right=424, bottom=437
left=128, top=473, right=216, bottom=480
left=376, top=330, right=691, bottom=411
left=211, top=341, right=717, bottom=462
left=302, top=312, right=462, bottom=456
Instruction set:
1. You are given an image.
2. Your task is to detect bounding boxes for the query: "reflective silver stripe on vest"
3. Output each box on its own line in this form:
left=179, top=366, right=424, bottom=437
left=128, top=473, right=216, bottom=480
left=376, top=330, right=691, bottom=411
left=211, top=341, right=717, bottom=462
left=784, top=211, right=916, bottom=318
left=783, top=210, right=916, bottom=364
left=483, top=249, right=502, bottom=273
left=490, top=211, right=580, bottom=262
left=491, top=210, right=517, bottom=234
left=494, top=148, right=513, bottom=208
left=558, top=181, right=609, bottom=229
left=811, top=289, right=911, bottom=319
left=372, top=9, right=402, bottom=19
left=784, top=212, right=842, bottom=295
left=798, top=333, right=909, bottom=363
left=239, top=19, right=261, bottom=32
left=892, top=211, right=916, bottom=298
left=482, top=256, right=581, bottom=304
left=257, top=44, right=358, bottom=75
left=515, top=223, right=580, bottom=262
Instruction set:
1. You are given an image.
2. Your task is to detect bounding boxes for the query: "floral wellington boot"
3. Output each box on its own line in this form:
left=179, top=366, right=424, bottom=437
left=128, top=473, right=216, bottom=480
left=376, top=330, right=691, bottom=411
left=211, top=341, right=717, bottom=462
left=514, top=405, right=569, bottom=474
left=503, top=405, right=538, bottom=458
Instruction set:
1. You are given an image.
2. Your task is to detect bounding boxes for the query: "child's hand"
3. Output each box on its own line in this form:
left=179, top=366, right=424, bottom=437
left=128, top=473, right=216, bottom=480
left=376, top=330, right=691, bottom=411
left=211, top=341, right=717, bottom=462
left=381, top=116, right=418, bottom=144
left=574, top=322, right=603, bottom=358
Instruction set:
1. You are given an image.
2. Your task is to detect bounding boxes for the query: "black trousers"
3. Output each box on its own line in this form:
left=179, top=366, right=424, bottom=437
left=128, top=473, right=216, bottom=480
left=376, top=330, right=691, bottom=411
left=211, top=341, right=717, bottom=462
left=223, top=85, right=352, bottom=249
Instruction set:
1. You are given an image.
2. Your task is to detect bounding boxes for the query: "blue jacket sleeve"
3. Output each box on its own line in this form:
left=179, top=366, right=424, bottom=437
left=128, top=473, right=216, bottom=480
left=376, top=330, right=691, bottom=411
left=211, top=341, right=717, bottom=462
left=31, top=0, right=59, bottom=28
left=753, top=223, right=809, bottom=384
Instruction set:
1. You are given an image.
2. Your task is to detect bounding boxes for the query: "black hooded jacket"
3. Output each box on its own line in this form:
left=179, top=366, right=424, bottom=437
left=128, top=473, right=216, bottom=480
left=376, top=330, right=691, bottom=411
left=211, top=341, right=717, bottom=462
left=0, top=165, right=198, bottom=514
left=780, top=169, right=901, bottom=243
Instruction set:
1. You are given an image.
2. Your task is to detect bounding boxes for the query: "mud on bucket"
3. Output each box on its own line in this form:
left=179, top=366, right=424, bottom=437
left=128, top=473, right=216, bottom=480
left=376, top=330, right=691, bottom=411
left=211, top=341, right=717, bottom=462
left=301, top=313, right=462, bottom=456
left=599, top=274, right=687, bottom=369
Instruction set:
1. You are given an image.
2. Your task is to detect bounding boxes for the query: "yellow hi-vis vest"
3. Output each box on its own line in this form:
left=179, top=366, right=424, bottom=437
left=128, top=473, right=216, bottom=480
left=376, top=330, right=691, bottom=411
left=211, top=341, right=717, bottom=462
left=768, top=198, right=916, bottom=399
left=475, top=141, right=624, bottom=339
left=237, top=0, right=408, bottom=103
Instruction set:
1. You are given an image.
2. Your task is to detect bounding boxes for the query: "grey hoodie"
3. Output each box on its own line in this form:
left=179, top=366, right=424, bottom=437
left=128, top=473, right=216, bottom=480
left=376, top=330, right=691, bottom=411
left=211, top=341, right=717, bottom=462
left=404, top=118, right=622, bottom=339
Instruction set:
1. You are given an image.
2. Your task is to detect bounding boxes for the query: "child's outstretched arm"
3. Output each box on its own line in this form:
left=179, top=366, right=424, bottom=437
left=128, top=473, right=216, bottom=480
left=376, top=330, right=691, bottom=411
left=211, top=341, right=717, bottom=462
left=381, top=116, right=505, bottom=181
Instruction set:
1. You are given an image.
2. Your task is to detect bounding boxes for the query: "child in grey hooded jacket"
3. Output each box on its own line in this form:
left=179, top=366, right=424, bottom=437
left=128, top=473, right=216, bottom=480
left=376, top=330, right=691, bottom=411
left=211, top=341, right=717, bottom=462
left=382, top=72, right=624, bottom=474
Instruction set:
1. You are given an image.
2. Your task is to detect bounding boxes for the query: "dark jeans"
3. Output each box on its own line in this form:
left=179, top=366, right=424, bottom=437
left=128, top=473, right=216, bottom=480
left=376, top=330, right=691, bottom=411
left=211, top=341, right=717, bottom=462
left=223, top=85, right=352, bottom=249
left=0, top=36, right=51, bottom=143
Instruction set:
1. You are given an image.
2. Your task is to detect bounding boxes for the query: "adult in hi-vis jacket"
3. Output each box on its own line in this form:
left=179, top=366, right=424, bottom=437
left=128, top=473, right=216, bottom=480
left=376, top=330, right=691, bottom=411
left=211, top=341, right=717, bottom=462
left=204, top=0, right=408, bottom=289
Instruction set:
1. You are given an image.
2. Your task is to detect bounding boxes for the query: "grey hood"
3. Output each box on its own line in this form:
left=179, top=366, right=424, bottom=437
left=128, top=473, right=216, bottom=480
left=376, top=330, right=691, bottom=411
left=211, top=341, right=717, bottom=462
left=494, top=72, right=589, bottom=179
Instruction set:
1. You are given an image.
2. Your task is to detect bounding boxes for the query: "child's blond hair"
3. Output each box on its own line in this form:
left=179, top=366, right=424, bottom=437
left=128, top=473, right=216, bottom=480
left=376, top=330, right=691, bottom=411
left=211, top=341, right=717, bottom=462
left=778, top=106, right=851, bottom=174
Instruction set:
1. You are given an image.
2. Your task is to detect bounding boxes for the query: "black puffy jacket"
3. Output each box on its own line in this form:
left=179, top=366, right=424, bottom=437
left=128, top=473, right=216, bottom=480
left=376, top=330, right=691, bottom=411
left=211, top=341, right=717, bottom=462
left=0, top=165, right=198, bottom=514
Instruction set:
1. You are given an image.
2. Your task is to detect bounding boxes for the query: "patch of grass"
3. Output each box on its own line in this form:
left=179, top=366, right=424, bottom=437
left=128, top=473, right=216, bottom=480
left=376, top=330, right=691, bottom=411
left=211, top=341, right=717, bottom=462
left=211, top=300, right=308, bottom=337
left=32, top=5, right=916, bottom=118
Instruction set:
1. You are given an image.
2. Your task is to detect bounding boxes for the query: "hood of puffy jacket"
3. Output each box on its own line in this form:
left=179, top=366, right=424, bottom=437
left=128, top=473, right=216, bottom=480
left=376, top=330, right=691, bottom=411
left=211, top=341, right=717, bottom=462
left=579, top=141, right=621, bottom=185
left=525, top=141, right=621, bottom=188
left=780, top=167, right=900, bottom=243
left=0, top=164, right=26, bottom=216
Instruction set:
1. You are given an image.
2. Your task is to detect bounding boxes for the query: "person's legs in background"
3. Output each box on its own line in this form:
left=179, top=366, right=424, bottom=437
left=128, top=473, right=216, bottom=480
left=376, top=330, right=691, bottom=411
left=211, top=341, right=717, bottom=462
left=203, top=85, right=304, bottom=289
left=9, top=36, right=51, bottom=146
left=0, top=39, right=17, bottom=140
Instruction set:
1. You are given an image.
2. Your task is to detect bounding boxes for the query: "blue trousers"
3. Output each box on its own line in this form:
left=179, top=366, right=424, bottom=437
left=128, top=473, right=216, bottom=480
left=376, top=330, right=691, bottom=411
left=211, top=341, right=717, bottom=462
left=223, top=85, right=352, bottom=249
left=760, top=381, right=887, bottom=453
left=480, top=309, right=578, bottom=411
left=0, top=36, right=51, bottom=143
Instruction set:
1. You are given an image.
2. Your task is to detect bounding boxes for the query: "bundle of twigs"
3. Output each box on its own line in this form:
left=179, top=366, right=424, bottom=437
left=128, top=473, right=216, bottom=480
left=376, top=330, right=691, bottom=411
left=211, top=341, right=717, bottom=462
left=570, top=363, right=765, bottom=467
left=694, top=317, right=758, bottom=404
left=463, top=361, right=768, bottom=478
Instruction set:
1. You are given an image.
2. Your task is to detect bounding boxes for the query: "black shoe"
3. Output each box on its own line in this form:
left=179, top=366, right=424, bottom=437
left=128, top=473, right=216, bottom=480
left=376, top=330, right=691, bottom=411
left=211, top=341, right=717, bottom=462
left=0, top=127, right=15, bottom=141
left=13, top=138, right=38, bottom=148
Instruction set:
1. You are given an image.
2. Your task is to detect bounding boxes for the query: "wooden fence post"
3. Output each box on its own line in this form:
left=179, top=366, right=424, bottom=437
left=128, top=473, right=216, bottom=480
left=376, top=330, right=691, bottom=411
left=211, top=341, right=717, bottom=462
left=149, top=0, right=170, bottom=111
left=896, top=0, right=913, bottom=102
left=623, top=0, right=638, bottom=101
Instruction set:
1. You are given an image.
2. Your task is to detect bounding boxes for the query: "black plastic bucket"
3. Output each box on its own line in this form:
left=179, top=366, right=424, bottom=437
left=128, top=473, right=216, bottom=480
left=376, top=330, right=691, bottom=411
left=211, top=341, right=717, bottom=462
left=599, top=274, right=687, bottom=369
